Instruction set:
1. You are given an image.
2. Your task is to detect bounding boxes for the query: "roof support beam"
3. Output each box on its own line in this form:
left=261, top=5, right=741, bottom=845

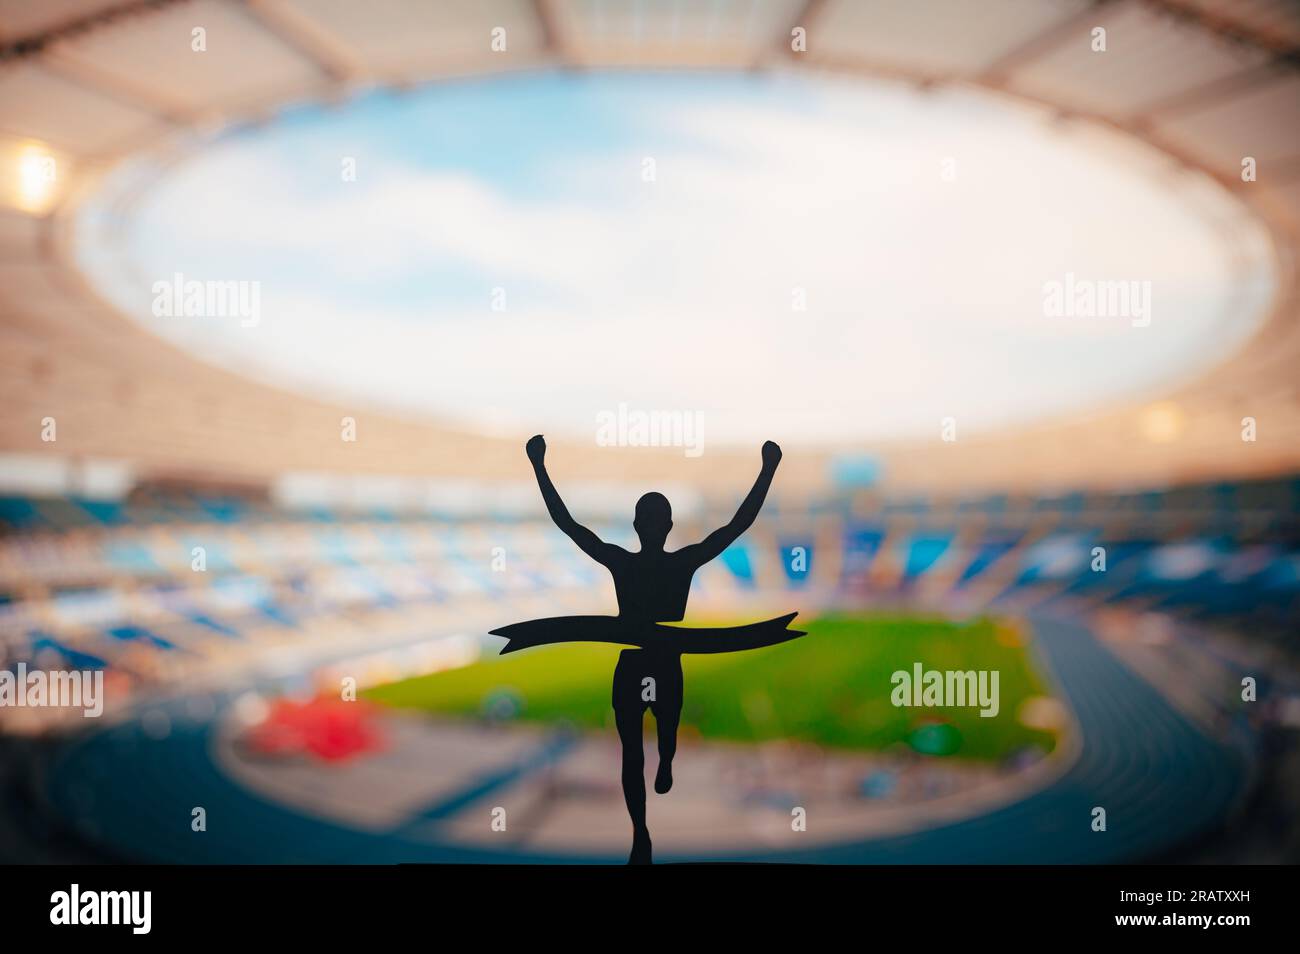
left=779, top=0, right=829, bottom=60
left=0, top=0, right=192, bottom=64
left=1140, top=0, right=1300, bottom=60
left=40, top=53, right=191, bottom=125
left=978, top=0, right=1119, bottom=86
left=240, top=0, right=364, bottom=87
left=532, top=0, right=571, bottom=63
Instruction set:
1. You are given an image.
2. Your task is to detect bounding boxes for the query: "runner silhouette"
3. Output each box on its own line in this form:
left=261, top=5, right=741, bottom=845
left=492, top=435, right=804, bottom=864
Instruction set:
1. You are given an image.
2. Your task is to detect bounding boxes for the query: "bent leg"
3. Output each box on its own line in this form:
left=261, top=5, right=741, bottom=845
left=653, top=705, right=680, bottom=794
left=651, top=655, right=684, bottom=795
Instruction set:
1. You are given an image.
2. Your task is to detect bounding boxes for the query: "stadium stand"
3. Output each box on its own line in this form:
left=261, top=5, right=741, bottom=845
left=1, top=0, right=1298, bottom=864
left=1, top=474, right=1295, bottom=728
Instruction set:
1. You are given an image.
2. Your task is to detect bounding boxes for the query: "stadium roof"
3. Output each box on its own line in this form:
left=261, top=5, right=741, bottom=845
left=1, top=0, right=1298, bottom=493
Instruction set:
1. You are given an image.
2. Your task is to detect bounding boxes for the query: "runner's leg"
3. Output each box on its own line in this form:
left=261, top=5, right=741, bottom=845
left=614, top=702, right=651, bottom=863
left=653, top=705, right=680, bottom=794
left=652, top=655, right=683, bottom=794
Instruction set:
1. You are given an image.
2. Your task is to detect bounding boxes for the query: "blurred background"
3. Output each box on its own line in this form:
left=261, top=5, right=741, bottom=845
left=1, top=0, right=1298, bottom=863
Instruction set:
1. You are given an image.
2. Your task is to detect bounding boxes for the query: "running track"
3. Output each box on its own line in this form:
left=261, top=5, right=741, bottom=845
left=42, top=613, right=1250, bottom=863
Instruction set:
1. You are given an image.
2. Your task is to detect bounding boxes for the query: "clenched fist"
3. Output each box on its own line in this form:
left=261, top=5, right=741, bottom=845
left=761, top=440, right=782, bottom=468
left=526, top=434, right=546, bottom=464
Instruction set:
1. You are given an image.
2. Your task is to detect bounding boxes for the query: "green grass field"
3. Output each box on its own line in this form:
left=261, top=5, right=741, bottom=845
left=363, top=613, right=1058, bottom=761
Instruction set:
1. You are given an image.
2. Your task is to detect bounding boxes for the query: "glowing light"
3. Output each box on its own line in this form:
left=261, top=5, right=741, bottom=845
left=12, top=142, right=60, bottom=213
left=1140, top=402, right=1185, bottom=443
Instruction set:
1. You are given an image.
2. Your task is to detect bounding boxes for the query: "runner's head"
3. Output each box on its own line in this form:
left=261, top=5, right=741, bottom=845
left=634, top=492, right=672, bottom=549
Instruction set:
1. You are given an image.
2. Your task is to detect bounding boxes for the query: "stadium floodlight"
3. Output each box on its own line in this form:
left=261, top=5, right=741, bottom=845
left=12, top=140, right=61, bottom=214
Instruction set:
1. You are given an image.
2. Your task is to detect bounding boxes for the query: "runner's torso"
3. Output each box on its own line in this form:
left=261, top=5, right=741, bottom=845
left=608, top=549, right=696, bottom=622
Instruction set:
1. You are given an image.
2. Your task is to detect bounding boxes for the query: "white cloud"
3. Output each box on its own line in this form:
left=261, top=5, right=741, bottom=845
left=90, top=75, right=1275, bottom=446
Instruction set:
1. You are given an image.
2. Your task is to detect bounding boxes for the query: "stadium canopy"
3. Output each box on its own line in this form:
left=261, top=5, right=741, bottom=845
left=1, top=0, right=1297, bottom=494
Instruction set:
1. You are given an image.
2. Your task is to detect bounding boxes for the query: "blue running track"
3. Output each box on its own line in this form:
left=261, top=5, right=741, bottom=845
left=43, top=614, right=1249, bottom=863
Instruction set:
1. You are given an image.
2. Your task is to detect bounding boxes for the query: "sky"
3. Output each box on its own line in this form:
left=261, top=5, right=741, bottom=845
left=77, top=69, right=1277, bottom=448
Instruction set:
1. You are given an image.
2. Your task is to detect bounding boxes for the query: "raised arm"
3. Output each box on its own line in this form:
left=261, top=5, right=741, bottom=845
left=526, top=435, right=619, bottom=567
left=682, top=441, right=782, bottom=567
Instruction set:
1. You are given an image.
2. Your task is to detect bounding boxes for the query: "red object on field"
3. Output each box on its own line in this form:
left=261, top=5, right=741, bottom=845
left=244, top=697, right=386, bottom=762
